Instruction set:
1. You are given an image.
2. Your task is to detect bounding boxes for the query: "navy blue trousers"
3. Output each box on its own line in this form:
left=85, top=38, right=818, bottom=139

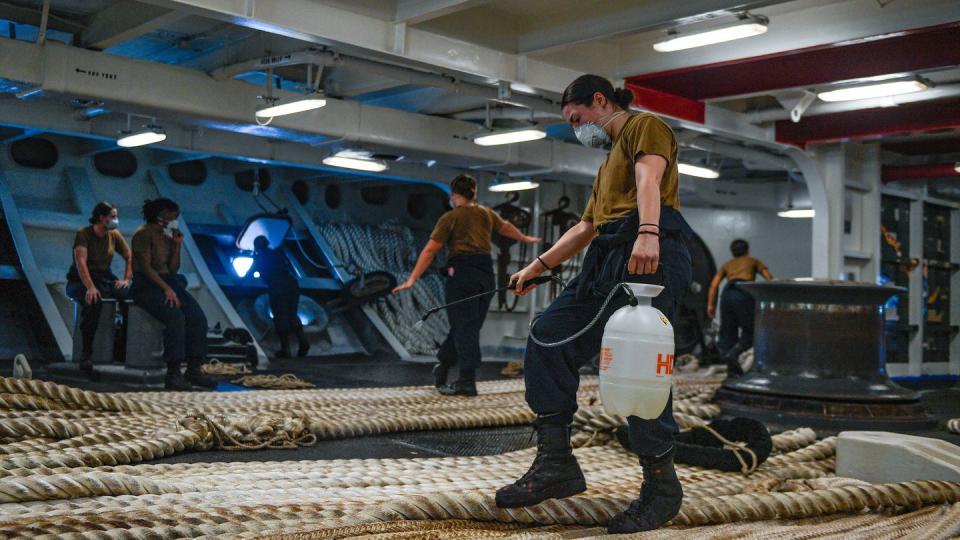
left=66, top=272, right=128, bottom=361
left=131, top=273, right=208, bottom=368
left=523, top=234, right=692, bottom=458
left=718, top=284, right=755, bottom=355
left=437, top=254, right=495, bottom=378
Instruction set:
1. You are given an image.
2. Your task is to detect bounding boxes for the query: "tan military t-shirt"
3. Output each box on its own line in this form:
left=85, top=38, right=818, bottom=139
left=582, top=113, right=680, bottom=227
left=719, top=256, right=768, bottom=282
left=73, top=226, right=129, bottom=273
left=430, top=205, right=505, bottom=257
left=131, top=223, right=175, bottom=274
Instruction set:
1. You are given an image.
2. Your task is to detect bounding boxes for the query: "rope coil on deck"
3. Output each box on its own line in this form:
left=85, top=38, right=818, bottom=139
left=0, top=373, right=955, bottom=539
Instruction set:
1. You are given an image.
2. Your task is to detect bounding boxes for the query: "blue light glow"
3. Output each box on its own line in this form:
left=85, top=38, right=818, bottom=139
left=231, top=256, right=254, bottom=278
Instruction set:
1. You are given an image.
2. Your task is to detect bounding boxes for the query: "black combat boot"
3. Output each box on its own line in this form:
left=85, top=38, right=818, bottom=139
left=165, top=365, right=193, bottom=391
left=722, top=343, right=746, bottom=377
left=432, top=363, right=450, bottom=388
left=78, top=355, right=100, bottom=381
left=184, top=358, right=218, bottom=389
left=297, top=330, right=310, bottom=358
left=438, top=369, right=477, bottom=396
left=607, top=448, right=683, bottom=534
left=437, top=379, right=477, bottom=396
left=495, top=418, right=586, bottom=508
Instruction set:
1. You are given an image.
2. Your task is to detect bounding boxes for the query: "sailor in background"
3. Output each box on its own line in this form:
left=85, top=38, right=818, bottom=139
left=130, top=198, right=217, bottom=391
left=66, top=202, right=132, bottom=379
left=393, top=174, right=539, bottom=396
left=252, top=235, right=309, bottom=360
left=707, top=239, right=773, bottom=376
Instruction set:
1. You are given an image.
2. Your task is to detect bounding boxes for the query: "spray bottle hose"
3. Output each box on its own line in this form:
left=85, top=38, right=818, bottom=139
left=528, top=283, right=638, bottom=348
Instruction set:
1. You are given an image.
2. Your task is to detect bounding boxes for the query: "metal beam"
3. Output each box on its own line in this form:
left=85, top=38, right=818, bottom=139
left=627, top=23, right=960, bottom=101
left=0, top=1, right=85, bottom=37
left=0, top=172, right=74, bottom=360
left=146, top=0, right=583, bottom=95
left=518, top=0, right=777, bottom=55
left=0, top=38, right=607, bottom=181
left=143, top=0, right=784, bottom=148
left=775, top=98, right=960, bottom=148
left=746, top=84, right=960, bottom=124
left=82, top=1, right=186, bottom=49
left=395, top=0, right=490, bottom=24
left=211, top=49, right=558, bottom=113
left=618, top=0, right=960, bottom=80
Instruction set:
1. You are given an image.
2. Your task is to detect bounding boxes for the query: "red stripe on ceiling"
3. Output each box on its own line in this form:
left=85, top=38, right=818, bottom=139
left=626, top=84, right=705, bottom=124
left=882, top=163, right=960, bottom=183
left=882, top=137, right=960, bottom=156
left=626, top=23, right=960, bottom=100
left=775, top=98, right=960, bottom=147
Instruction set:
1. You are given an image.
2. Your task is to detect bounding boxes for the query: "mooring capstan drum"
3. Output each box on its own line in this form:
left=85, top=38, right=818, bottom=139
left=716, top=279, right=936, bottom=431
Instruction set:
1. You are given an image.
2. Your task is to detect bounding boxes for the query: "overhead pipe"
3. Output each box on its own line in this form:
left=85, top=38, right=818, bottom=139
left=882, top=163, right=960, bottom=183
left=211, top=49, right=560, bottom=114
left=746, top=84, right=960, bottom=124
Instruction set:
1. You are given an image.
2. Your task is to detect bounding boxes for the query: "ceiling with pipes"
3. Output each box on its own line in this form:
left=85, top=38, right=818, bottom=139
left=0, top=0, right=957, bottom=203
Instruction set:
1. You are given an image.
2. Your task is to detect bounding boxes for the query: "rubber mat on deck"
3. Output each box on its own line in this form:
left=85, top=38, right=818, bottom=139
left=389, top=426, right=535, bottom=457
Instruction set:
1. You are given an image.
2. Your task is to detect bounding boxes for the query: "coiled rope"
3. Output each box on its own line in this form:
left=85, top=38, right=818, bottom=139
left=0, top=373, right=956, bottom=539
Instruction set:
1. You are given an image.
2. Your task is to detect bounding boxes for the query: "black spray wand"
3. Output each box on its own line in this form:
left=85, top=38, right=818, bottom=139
left=412, top=275, right=560, bottom=331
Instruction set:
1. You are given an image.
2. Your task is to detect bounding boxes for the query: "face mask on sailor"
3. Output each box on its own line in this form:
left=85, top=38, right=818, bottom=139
left=562, top=93, right=625, bottom=149
left=102, top=209, right=119, bottom=231
left=158, top=210, right=180, bottom=237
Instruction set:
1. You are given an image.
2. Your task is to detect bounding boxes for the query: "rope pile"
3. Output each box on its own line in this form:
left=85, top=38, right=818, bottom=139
left=0, top=372, right=957, bottom=539
left=231, top=373, right=316, bottom=389
left=316, top=221, right=449, bottom=354
left=201, top=359, right=252, bottom=376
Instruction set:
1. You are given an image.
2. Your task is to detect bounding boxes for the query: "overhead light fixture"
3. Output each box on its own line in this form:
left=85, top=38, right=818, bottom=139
left=231, top=256, right=254, bottom=278
left=955, top=162, right=960, bottom=174
left=117, top=125, right=166, bottom=147
left=473, top=127, right=546, bottom=146
left=678, top=163, right=720, bottom=179
left=817, top=80, right=929, bottom=102
left=654, top=14, right=768, bottom=53
left=778, top=208, right=815, bottom=219
left=255, top=95, right=327, bottom=118
left=322, top=151, right=388, bottom=173
left=489, top=179, right=540, bottom=192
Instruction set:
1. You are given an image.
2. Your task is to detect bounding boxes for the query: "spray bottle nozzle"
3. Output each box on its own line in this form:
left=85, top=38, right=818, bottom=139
left=621, top=283, right=639, bottom=307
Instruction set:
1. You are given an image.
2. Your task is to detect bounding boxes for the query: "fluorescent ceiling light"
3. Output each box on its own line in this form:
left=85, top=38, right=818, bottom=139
left=489, top=180, right=540, bottom=192
left=231, top=256, right=254, bottom=278
left=474, top=128, right=546, bottom=146
left=818, top=80, right=928, bottom=102
left=654, top=17, right=768, bottom=53
left=322, top=155, right=388, bottom=172
left=117, top=126, right=166, bottom=147
left=778, top=208, right=815, bottom=219
left=678, top=163, right=719, bottom=179
left=256, top=97, right=327, bottom=118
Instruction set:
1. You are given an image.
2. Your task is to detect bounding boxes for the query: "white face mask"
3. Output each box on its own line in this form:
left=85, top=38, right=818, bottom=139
left=105, top=218, right=119, bottom=231
left=163, top=219, right=179, bottom=237
left=573, top=111, right=625, bottom=148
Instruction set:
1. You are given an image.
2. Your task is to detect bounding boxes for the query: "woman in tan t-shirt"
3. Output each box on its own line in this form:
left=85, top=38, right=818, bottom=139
left=392, top=174, right=538, bottom=396
left=65, top=201, right=132, bottom=379
left=130, top=198, right=216, bottom=391
left=496, top=74, right=693, bottom=534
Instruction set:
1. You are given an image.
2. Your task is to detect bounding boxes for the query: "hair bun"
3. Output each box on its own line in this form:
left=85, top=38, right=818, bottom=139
left=613, top=87, right=634, bottom=109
